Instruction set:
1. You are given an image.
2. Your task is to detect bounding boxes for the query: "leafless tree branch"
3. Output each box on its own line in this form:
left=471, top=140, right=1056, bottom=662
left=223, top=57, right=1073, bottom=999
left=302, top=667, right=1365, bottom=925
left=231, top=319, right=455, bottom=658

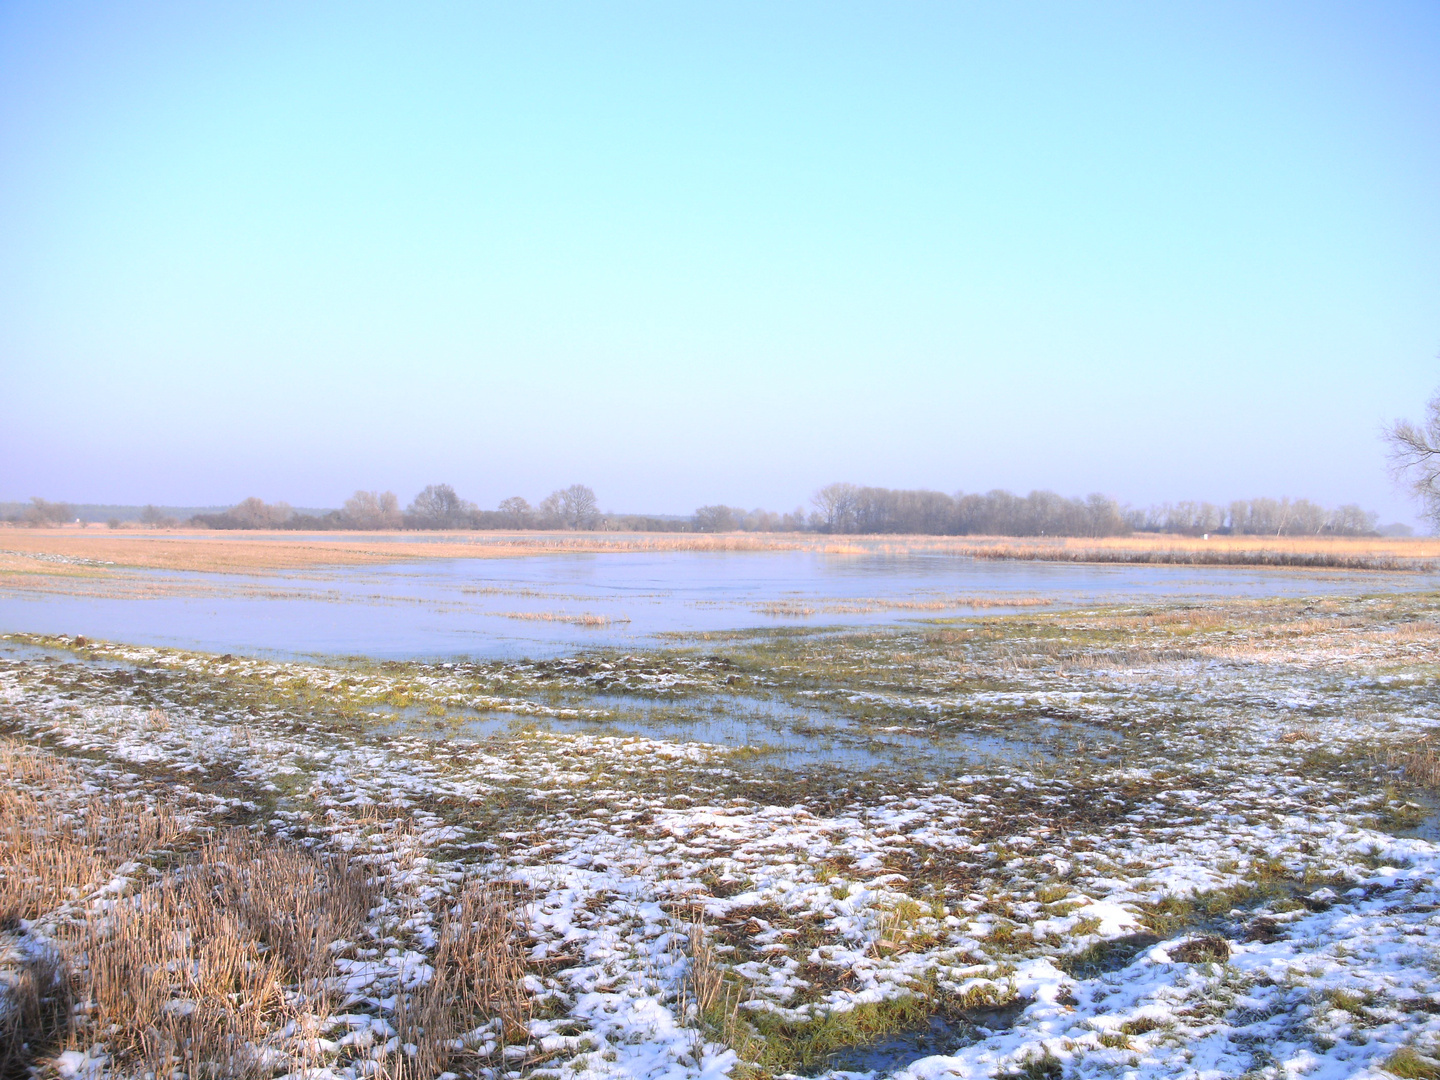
left=1384, top=389, right=1440, bottom=527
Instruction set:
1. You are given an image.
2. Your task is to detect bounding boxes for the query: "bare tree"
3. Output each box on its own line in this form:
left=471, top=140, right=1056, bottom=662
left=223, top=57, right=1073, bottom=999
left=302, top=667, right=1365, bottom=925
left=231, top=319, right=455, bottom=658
left=139, top=504, right=177, bottom=527
left=378, top=490, right=400, bottom=526
left=407, top=484, right=473, bottom=529
left=567, top=485, right=600, bottom=528
left=1328, top=504, right=1378, bottom=535
left=22, top=497, right=72, bottom=526
left=343, top=490, right=402, bottom=529
left=811, top=483, right=859, bottom=533
left=537, top=491, right=563, bottom=526
left=498, top=497, right=532, bottom=527
left=541, top=485, right=600, bottom=529
left=1385, top=388, right=1440, bottom=528
left=226, top=497, right=293, bottom=528
left=694, top=505, right=738, bottom=532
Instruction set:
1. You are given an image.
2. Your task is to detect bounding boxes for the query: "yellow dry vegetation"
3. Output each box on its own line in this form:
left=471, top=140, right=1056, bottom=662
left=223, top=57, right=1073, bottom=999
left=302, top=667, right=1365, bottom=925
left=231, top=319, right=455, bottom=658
left=1, top=526, right=1434, bottom=580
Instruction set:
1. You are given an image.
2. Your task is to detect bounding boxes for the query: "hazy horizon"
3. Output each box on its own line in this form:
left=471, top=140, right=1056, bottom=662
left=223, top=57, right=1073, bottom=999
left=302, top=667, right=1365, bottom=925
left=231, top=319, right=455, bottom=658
left=3, top=3, right=1438, bottom=524
left=0, top=485, right=1419, bottom=535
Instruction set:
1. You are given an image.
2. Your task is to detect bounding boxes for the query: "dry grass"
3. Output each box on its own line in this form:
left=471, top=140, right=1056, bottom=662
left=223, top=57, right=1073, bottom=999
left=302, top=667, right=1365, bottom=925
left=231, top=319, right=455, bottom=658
left=754, top=595, right=1053, bottom=617
left=0, top=740, right=378, bottom=1080
left=0, top=743, right=184, bottom=920
left=396, top=879, right=533, bottom=1078
left=493, top=610, right=630, bottom=626
left=1387, top=736, right=1440, bottom=789
left=681, top=919, right=754, bottom=1060
left=966, top=536, right=1434, bottom=570
left=0, top=941, right=70, bottom=1080
left=75, top=829, right=375, bottom=1079
left=0, top=530, right=828, bottom=576
left=0, top=739, right=541, bottom=1080
left=4, top=528, right=1434, bottom=580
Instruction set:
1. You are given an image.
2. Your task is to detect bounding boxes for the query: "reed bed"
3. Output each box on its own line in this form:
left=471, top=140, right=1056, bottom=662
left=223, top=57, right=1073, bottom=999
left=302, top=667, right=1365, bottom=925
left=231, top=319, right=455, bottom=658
left=1387, top=736, right=1440, bottom=789
left=753, top=595, right=1053, bottom=617
left=0, top=745, right=184, bottom=920
left=4, top=529, right=1434, bottom=578
left=0, top=945, right=67, bottom=1080
left=74, top=829, right=376, bottom=1080
left=0, top=739, right=541, bottom=1080
left=1, top=757, right=374, bottom=1078
left=493, top=610, right=630, bottom=626
left=395, top=880, right=533, bottom=1079
left=966, top=542, right=1432, bottom=571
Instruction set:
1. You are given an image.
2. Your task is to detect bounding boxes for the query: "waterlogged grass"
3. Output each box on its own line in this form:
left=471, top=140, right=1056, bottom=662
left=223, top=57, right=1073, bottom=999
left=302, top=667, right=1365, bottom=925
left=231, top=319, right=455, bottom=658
left=2, top=592, right=1440, bottom=1079
left=4, top=528, right=1438, bottom=577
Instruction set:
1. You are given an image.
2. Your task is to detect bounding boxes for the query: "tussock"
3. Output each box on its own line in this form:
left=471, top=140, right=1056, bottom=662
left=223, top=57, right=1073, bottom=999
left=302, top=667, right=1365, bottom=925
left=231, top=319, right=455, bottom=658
left=0, top=741, right=376, bottom=1080
left=0, top=940, right=70, bottom=1080
left=1387, top=736, right=1440, bottom=789
left=494, top=610, right=629, bottom=626
left=0, top=742, right=183, bottom=919
left=682, top=919, right=754, bottom=1062
left=396, top=879, right=532, bottom=1077
left=75, top=829, right=374, bottom=1079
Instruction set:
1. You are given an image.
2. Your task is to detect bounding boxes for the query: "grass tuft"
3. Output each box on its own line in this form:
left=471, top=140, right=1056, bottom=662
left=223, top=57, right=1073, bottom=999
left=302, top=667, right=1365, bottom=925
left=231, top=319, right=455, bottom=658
left=396, top=879, right=534, bottom=1078
left=0, top=938, right=71, bottom=1080
left=1385, top=1046, right=1440, bottom=1079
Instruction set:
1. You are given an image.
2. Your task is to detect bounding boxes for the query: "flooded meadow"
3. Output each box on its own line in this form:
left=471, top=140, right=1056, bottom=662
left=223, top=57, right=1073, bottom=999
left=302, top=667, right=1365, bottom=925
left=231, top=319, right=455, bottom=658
left=2, top=548, right=1434, bottom=658
left=2, top=551, right=1440, bottom=1080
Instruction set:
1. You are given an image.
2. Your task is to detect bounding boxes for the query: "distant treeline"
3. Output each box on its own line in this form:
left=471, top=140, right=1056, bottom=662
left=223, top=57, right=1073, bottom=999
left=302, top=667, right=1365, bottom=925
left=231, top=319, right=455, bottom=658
left=3, top=485, right=1408, bottom=537
left=802, top=484, right=1389, bottom=537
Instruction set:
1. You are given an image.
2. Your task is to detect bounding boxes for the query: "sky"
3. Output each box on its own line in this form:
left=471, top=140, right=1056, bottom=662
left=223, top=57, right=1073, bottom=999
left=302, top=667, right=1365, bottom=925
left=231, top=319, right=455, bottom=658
left=1, top=2, right=1437, bottom=522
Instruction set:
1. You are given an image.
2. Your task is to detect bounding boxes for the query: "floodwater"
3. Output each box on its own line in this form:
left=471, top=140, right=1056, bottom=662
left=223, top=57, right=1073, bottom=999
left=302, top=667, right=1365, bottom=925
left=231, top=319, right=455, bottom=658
left=385, top=693, right=1051, bottom=774
left=0, top=637, right=1082, bottom=776
left=2, top=550, right=1433, bottom=660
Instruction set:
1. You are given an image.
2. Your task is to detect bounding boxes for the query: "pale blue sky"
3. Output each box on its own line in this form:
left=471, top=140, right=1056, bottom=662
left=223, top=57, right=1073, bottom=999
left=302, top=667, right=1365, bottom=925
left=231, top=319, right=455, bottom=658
left=2, top=2, right=1437, bottom=520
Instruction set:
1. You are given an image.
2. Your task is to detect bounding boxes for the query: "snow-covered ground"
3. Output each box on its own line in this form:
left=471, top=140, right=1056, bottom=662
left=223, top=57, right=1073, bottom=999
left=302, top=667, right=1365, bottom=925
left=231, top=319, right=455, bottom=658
left=1, top=589, right=1438, bottom=1080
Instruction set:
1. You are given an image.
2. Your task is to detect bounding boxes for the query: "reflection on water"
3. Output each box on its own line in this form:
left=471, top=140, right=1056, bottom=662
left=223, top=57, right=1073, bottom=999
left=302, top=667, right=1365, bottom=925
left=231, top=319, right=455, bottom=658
left=2, top=550, right=1433, bottom=660
left=1, top=637, right=1081, bottom=775
left=379, top=691, right=1048, bottom=774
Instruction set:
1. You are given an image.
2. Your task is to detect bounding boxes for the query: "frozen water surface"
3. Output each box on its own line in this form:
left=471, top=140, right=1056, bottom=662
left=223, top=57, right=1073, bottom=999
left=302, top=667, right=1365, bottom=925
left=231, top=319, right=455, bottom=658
left=384, top=692, right=1048, bottom=774
left=1, top=550, right=1433, bottom=660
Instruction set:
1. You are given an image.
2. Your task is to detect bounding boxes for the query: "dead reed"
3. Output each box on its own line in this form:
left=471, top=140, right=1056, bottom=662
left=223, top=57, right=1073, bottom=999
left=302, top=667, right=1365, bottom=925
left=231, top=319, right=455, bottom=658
left=74, top=829, right=375, bottom=1079
left=1387, top=736, right=1440, bottom=789
left=0, top=938, right=70, bottom=1080
left=0, top=741, right=377, bottom=1080
left=393, top=879, right=532, bottom=1078
left=968, top=543, right=1430, bottom=571
left=681, top=919, right=755, bottom=1062
left=0, top=743, right=184, bottom=920
left=7, top=529, right=1433, bottom=580
left=493, top=610, right=629, bottom=626
left=753, top=595, right=1052, bottom=617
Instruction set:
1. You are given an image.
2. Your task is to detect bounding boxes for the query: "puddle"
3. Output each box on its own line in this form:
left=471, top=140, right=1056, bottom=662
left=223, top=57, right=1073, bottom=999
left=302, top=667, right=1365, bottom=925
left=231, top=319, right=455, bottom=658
left=1, top=638, right=1055, bottom=775
left=3, top=637, right=1059, bottom=775
left=826, top=1001, right=1026, bottom=1073
left=1059, top=933, right=1162, bottom=978
left=0, top=638, right=143, bottom=672
left=377, top=691, right=1047, bottom=774
left=1406, top=814, right=1440, bottom=844
left=828, top=1015, right=973, bottom=1073
left=1390, top=791, right=1440, bottom=844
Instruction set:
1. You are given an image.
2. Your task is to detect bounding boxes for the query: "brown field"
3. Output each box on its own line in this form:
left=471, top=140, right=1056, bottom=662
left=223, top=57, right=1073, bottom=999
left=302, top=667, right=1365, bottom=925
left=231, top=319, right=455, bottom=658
left=0, top=526, right=1434, bottom=582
